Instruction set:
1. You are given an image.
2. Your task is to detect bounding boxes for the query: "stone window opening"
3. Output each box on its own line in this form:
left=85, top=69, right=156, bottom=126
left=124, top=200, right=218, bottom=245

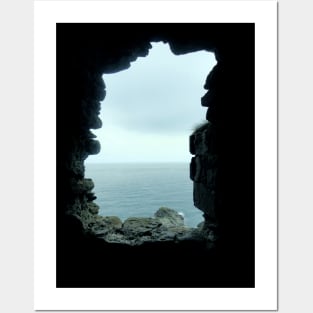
left=57, top=23, right=255, bottom=288
left=84, top=41, right=218, bottom=245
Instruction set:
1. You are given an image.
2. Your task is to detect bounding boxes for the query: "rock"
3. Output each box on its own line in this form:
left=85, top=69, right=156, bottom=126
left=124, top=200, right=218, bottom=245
left=90, top=215, right=122, bottom=236
left=193, top=182, right=216, bottom=217
left=175, top=228, right=204, bottom=241
left=86, top=192, right=97, bottom=201
left=123, top=217, right=162, bottom=236
left=154, top=207, right=184, bottom=227
left=85, top=139, right=100, bottom=155
left=85, top=130, right=97, bottom=139
left=200, top=222, right=219, bottom=242
left=71, top=159, right=84, bottom=177
left=88, top=208, right=208, bottom=246
left=90, top=115, right=102, bottom=129
left=72, top=178, right=94, bottom=193
left=83, top=178, right=94, bottom=190
left=96, top=215, right=123, bottom=229
left=88, top=202, right=99, bottom=215
left=197, top=221, right=205, bottom=229
left=103, top=216, right=123, bottom=229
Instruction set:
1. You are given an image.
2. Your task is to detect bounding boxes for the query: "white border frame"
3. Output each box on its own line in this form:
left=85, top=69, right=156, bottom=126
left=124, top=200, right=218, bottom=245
left=34, top=0, right=277, bottom=310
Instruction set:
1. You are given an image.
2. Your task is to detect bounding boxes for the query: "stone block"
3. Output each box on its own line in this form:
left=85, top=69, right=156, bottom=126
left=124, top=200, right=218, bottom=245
left=193, top=182, right=216, bottom=220
left=88, top=202, right=99, bottom=215
left=154, top=207, right=184, bottom=227
left=190, top=157, right=196, bottom=180
left=122, top=217, right=162, bottom=236
left=85, top=139, right=100, bottom=155
left=72, top=178, right=95, bottom=194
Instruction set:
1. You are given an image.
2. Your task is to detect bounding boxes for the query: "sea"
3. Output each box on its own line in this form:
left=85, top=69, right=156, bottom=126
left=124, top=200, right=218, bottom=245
left=84, top=163, right=204, bottom=228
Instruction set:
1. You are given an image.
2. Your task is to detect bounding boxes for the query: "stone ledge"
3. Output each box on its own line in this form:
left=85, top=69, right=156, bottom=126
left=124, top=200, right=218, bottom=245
left=87, top=207, right=213, bottom=246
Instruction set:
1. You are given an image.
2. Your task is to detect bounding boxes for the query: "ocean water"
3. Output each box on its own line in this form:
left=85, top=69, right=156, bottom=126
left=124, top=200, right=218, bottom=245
left=85, top=163, right=204, bottom=227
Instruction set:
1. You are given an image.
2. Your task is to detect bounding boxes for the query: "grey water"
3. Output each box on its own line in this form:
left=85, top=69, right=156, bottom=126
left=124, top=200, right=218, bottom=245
left=85, top=163, right=204, bottom=227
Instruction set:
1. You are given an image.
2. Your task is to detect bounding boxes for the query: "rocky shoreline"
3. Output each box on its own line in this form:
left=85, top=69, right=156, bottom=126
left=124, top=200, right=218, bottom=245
left=87, top=207, right=215, bottom=246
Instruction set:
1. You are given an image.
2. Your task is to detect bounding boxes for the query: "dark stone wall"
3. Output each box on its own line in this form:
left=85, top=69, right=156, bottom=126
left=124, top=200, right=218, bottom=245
left=56, top=23, right=255, bottom=287
left=190, top=122, right=218, bottom=227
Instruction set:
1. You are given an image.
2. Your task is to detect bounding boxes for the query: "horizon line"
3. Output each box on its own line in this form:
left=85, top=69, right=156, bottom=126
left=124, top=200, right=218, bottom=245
left=85, top=161, right=190, bottom=164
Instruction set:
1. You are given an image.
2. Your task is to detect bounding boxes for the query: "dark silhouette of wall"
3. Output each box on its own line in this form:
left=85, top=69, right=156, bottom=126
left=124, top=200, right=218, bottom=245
left=56, top=23, right=255, bottom=287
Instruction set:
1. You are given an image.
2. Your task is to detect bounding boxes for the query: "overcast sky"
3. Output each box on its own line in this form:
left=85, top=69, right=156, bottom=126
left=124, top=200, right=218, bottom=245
left=86, top=42, right=216, bottom=163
